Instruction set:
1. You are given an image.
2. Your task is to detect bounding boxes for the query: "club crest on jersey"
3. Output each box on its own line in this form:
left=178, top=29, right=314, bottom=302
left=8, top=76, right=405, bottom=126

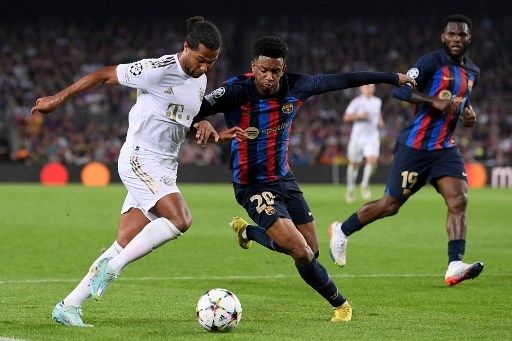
left=467, top=80, right=474, bottom=90
left=245, top=127, right=259, bottom=139
left=438, top=90, right=452, bottom=100
left=406, top=68, right=419, bottom=79
left=282, top=102, right=293, bottom=114
left=129, top=62, right=143, bottom=76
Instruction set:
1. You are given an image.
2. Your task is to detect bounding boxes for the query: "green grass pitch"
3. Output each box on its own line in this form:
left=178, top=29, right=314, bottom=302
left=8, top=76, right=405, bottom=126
left=0, top=183, right=511, bottom=340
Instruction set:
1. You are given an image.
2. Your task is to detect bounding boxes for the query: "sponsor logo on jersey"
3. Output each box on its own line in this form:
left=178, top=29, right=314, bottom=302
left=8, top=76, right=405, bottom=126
left=245, top=127, right=259, bottom=139
left=438, top=90, right=452, bottom=100
left=406, top=68, right=419, bottom=79
left=264, top=206, right=276, bottom=215
left=260, top=122, right=291, bottom=135
left=282, top=102, right=293, bottom=114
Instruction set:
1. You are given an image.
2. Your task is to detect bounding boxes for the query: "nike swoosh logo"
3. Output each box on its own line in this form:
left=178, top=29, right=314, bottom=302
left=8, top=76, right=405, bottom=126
left=443, top=76, right=455, bottom=81
left=462, top=171, right=467, bottom=176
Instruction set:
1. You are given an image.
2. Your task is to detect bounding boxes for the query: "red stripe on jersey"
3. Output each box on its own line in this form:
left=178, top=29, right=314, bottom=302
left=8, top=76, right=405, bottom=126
left=434, top=68, right=468, bottom=149
left=412, top=67, right=450, bottom=149
left=238, top=102, right=252, bottom=184
left=265, top=100, right=281, bottom=182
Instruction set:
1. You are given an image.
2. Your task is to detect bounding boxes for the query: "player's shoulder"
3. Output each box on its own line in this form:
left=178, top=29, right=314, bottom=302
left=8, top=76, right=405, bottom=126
left=142, top=54, right=178, bottom=69
left=464, top=56, right=480, bottom=76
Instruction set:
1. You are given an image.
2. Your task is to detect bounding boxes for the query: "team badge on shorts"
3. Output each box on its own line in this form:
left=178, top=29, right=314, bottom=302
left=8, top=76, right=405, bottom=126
left=264, top=206, right=276, bottom=215
left=282, top=103, right=293, bottom=114
left=402, top=188, right=412, bottom=198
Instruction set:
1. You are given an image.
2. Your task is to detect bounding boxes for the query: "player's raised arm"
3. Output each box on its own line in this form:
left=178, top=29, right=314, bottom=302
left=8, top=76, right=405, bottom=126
left=308, top=72, right=416, bottom=97
left=31, top=66, right=119, bottom=115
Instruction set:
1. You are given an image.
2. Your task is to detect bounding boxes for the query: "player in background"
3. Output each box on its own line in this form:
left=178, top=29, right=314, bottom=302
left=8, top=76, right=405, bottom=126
left=195, top=35, right=416, bottom=322
left=329, top=14, right=484, bottom=286
left=31, top=17, right=242, bottom=327
left=343, top=84, right=383, bottom=203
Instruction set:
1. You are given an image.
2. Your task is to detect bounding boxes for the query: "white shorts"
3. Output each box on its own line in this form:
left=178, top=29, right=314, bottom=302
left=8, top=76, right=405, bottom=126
left=347, top=139, right=380, bottom=163
left=118, top=146, right=180, bottom=217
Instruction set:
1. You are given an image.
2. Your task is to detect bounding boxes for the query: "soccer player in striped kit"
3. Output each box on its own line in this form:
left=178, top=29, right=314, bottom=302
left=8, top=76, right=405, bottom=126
left=196, top=35, right=415, bottom=321
left=329, top=14, right=484, bottom=286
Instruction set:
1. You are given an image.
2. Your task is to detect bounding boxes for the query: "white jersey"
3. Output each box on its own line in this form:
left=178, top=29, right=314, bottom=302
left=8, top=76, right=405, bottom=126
left=345, top=95, right=382, bottom=144
left=116, top=54, right=206, bottom=158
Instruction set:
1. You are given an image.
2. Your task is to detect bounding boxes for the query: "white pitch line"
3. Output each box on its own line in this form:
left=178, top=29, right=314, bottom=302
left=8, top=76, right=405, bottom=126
left=0, top=272, right=509, bottom=285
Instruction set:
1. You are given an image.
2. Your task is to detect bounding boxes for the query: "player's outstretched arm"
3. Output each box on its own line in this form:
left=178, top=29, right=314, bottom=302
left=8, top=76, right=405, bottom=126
left=31, top=66, right=119, bottom=115
left=393, top=87, right=458, bottom=115
left=318, top=72, right=416, bottom=95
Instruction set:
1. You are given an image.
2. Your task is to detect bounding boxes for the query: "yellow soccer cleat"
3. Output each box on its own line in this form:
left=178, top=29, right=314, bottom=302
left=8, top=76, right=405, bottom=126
left=229, top=217, right=252, bottom=249
left=331, top=301, right=352, bottom=322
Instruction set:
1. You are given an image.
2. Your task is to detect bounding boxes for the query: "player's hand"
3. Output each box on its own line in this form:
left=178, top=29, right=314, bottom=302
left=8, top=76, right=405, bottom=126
left=461, top=106, right=477, bottom=127
left=396, top=73, right=417, bottom=87
left=193, top=121, right=219, bottom=146
left=218, top=127, right=247, bottom=142
left=356, top=112, right=369, bottom=121
left=432, top=98, right=458, bottom=115
left=31, top=95, right=63, bottom=115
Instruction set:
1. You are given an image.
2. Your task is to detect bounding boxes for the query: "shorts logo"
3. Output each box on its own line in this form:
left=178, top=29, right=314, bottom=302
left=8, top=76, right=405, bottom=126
left=282, top=103, right=293, bottom=114
left=160, top=175, right=175, bottom=186
left=406, top=68, right=419, bottom=79
left=439, top=90, right=452, bottom=100
left=264, top=206, right=276, bottom=215
left=402, top=188, right=412, bottom=198
left=245, top=127, right=259, bottom=139
left=129, top=62, right=143, bottom=76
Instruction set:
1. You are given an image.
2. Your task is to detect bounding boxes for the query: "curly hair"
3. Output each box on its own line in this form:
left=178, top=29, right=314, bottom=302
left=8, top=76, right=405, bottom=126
left=252, top=35, right=289, bottom=60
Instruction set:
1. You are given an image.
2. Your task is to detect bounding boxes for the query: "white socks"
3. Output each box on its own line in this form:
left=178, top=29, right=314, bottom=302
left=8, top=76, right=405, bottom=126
left=108, top=217, right=182, bottom=274
left=361, top=163, right=374, bottom=188
left=347, top=164, right=358, bottom=193
left=63, top=241, right=123, bottom=307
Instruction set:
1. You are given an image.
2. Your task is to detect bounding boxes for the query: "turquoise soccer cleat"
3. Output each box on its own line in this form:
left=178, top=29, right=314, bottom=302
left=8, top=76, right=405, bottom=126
left=51, top=301, right=92, bottom=327
left=89, top=257, right=117, bottom=300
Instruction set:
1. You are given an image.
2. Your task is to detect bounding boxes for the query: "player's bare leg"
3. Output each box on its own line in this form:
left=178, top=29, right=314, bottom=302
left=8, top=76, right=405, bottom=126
left=267, top=218, right=351, bottom=321
left=437, top=176, right=483, bottom=285
left=90, top=193, right=189, bottom=299
left=330, top=194, right=401, bottom=266
left=296, top=222, right=319, bottom=257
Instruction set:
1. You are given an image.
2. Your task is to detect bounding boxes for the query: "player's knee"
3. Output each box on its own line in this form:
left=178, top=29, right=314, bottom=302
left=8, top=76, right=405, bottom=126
left=448, top=192, right=468, bottom=213
left=166, top=212, right=192, bottom=232
left=380, top=198, right=400, bottom=217
left=290, top=245, right=314, bottom=264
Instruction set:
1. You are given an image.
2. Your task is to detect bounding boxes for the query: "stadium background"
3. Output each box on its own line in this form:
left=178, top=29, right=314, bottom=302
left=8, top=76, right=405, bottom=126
left=0, top=0, right=510, bottom=186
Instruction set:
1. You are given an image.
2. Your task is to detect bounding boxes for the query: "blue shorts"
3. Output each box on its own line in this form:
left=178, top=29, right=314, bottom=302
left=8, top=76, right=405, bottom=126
left=385, top=142, right=467, bottom=203
left=233, top=175, right=314, bottom=230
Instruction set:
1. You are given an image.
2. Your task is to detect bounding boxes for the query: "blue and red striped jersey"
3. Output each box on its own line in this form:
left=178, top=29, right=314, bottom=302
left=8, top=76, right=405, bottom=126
left=393, top=49, right=480, bottom=150
left=199, top=71, right=399, bottom=184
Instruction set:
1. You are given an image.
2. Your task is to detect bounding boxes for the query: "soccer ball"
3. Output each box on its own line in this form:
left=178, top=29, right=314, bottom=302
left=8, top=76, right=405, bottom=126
left=196, top=288, right=242, bottom=332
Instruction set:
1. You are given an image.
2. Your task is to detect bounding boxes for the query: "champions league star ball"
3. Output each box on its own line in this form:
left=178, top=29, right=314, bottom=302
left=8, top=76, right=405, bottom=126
left=196, top=288, right=242, bottom=332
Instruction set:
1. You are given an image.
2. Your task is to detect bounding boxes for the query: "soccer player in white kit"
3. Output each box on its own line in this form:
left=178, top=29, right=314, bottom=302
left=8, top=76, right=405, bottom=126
left=343, top=84, right=383, bottom=203
left=31, top=16, right=240, bottom=327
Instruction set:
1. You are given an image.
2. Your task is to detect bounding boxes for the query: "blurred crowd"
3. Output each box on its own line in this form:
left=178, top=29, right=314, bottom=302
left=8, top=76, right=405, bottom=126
left=1, top=12, right=510, bottom=167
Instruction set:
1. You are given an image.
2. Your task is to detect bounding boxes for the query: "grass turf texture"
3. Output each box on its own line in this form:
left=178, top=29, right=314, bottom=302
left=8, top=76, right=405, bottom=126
left=0, top=184, right=511, bottom=340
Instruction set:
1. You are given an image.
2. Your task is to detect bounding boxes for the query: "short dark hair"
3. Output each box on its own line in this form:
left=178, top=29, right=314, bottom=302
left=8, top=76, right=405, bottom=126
left=443, top=14, right=472, bottom=31
left=252, top=35, right=289, bottom=60
left=185, top=16, right=222, bottom=50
